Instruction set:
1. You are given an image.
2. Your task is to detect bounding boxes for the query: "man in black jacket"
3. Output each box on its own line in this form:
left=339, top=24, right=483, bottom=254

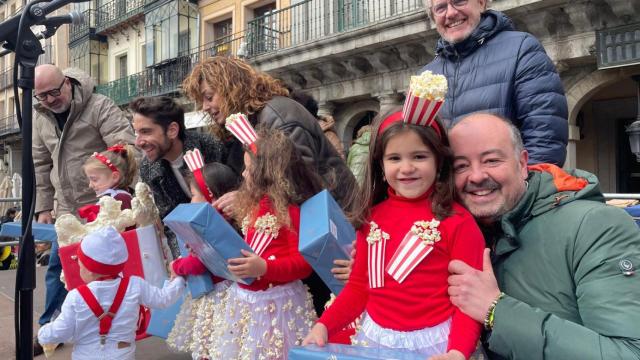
left=130, top=96, right=226, bottom=256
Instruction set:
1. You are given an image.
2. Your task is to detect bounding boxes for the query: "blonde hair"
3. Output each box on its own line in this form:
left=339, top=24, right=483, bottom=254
left=182, top=57, right=289, bottom=136
left=83, top=144, right=138, bottom=189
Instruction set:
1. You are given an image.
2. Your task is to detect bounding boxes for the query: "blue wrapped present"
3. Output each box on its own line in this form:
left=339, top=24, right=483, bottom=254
left=0, top=222, right=57, bottom=242
left=177, top=236, right=215, bottom=299
left=147, top=294, right=184, bottom=339
left=624, top=205, right=640, bottom=228
left=164, top=203, right=254, bottom=285
left=299, top=190, right=355, bottom=294
left=289, top=344, right=425, bottom=360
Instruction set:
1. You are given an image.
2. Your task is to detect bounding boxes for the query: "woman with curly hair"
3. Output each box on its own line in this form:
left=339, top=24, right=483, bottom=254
left=182, top=56, right=358, bottom=218
left=183, top=57, right=360, bottom=316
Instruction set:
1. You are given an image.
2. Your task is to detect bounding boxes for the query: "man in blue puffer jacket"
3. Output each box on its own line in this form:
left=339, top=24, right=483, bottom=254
left=421, top=0, right=568, bottom=166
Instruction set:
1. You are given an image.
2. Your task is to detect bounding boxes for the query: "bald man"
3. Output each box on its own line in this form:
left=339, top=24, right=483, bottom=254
left=33, top=65, right=135, bottom=354
left=447, top=113, right=640, bottom=359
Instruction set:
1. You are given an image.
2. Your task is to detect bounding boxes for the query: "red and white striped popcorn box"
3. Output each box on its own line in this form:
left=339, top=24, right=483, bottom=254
left=183, top=148, right=215, bottom=203
left=402, top=90, right=444, bottom=128
left=225, top=113, right=258, bottom=153
left=184, top=148, right=205, bottom=172
left=385, top=220, right=441, bottom=284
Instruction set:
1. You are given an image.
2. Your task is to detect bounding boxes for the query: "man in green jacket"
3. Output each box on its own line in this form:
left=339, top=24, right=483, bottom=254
left=447, top=113, right=640, bottom=359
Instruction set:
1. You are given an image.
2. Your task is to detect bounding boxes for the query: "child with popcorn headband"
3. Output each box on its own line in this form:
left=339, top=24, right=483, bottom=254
left=193, top=114, right=322, bottom=359
left=304, top=71, right=485, bottom=360
left=79, top=144, right=138, bottom=222
left=38, top=226, right=185, bottom=359
left=167, top=149, right=240, bottom=359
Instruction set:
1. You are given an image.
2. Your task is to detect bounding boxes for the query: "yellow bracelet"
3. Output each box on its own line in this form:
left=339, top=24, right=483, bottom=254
left=483, top=292, right=505, bottom=331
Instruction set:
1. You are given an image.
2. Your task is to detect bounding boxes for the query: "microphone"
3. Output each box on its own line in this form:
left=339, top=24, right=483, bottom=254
left=40, top=11, right=84, bottom=28
left=0, top=0, right=90, bottom=44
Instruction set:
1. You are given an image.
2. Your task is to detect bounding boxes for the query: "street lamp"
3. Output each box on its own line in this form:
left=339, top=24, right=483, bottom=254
left=627, top=75, right=640, bottom=162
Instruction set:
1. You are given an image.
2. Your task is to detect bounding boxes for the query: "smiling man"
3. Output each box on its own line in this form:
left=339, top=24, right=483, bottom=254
left=130, top=96, right=226, bottom=255
left=421, top=0, right=568, bottom=166
left=447, top=113, right=640, bottom=359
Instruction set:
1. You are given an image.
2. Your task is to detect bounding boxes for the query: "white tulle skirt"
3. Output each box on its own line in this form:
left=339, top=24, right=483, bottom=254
left=167, top=280, right=231, bottom=359
left=209, top=281, right=317, bottom=360
left=351, top=313, right=451, bottom=357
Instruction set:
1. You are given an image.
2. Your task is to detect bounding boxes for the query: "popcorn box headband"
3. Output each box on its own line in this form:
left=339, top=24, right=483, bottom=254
left=225, top=113, right=258, bottom=154
left=184, top=148, right=215, bottom=203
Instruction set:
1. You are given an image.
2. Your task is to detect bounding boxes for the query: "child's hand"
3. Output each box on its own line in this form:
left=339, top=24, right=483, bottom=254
left=228, top=249, right=267, bottom=278
left=428, top=350, right=465, bottom=360
left=302, top=323, right=329, bottom=346
left=169, top=260, right=178, bottom=280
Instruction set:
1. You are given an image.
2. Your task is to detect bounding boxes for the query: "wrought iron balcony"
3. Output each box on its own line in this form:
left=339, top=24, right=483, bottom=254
left=96, top=0, right=145, bottom=34
left=0, top=68, right=14, bottom=90
left=96, top=32, right=245, bottom=106
left=596, top=22, right=640, bottom=69
left=0, top=114, right=20, bottom=138
left=69, top=9, right=98, bottom=44
left=245, top=0, right=424, bottom=57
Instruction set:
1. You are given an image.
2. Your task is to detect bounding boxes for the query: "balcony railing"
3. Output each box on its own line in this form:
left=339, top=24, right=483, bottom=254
left=96, top=0, right=145, bottom=34
left=0, top=114, right=20, bottom=137
left=95, top=32, right=245, bottom=106
left=69, top=9, right=98, bottom=43
left=596, top=22, right=640, bottom=69
left=245, top=0, right=424, bottom=57
left=0, top=68, right=14, bottom=90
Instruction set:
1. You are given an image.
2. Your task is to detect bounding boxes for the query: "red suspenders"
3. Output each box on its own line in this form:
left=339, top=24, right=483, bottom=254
left=77, top=277, right=131, bottom=345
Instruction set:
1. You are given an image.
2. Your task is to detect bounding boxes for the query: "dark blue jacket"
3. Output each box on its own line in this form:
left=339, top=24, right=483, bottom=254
left=421, top=10, right=568, bottom=166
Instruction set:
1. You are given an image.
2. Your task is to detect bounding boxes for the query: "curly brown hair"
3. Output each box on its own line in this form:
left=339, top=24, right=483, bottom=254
left=182, top=56, right=289, bottom=133
left=233, top=129, right=323, bottom=230
left=352, top=108, right=455, bottom=226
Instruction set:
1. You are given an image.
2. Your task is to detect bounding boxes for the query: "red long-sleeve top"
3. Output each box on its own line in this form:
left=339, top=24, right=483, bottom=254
left=318, top=189, right=484, bottom=358
left=172, top=196, right=312, bottom=292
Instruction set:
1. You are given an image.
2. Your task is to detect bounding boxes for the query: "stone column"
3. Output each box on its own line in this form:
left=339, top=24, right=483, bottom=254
left=376, top=92, right=403, bottom=116
left=317, top=101, right=336, bottom=118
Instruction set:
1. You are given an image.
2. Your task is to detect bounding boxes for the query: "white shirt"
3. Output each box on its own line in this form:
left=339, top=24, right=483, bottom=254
left=38, top=276, right=185, bottom=360
left=170, top=156, right=191, bottom=198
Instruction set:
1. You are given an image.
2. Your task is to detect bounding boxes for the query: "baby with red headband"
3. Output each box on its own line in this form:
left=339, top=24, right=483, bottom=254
left=79, top=144, right=138, bottom=222
left=38, top=226, right=185, bottom=359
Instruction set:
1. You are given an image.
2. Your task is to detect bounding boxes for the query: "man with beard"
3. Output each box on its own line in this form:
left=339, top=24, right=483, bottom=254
left=33, top=64, right=137, bottom=355
left=130, top=96, right=226, bottom=256
left=421, top=0, right=568, bottom=166
left=446, top=113, right=640, bottom=359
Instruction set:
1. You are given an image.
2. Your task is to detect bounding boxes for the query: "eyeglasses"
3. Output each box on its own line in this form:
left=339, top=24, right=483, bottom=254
left=431, top=0, right=469, bottom=16
left=34, top=78, right=66, bottom=101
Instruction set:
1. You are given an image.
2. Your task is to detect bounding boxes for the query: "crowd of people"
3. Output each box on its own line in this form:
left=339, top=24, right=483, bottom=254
left=26, top=0, right=640, bottom=359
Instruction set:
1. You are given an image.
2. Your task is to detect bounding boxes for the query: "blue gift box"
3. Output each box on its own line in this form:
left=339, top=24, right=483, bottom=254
left=164, top=203, right=254, bottom=285
left=624, top=205, right=640, bottom=228
left=147, top=294, right=184, bottom=339
left=299, top=190, right=355, bottom=294
left=289, top=344, right=426, bottom=360
left=177, top=236, right=215, bottom=299
left=0, top=222, right=57, bottom=242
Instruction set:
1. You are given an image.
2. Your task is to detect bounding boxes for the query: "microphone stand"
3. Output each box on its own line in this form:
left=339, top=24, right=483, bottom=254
left=2, top=1, right=46, bottom=358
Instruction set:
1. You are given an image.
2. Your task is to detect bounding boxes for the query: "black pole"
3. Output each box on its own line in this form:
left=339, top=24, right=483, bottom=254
left=16, top=39, right=40, bottom=360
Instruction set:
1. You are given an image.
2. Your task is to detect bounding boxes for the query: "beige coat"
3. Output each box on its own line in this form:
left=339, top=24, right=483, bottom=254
left=318, top=115, right=345, bottom=159
left=33, top=68, right=136, bottom=215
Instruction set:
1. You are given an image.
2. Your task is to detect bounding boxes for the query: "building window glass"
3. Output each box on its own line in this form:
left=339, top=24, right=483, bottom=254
left=70, top=39, right=108, bottom=84
left=145, top=0, right=198, bottom=66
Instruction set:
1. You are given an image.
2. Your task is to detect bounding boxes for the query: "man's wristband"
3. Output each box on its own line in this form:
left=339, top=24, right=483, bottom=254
left=484, top=292, right=505, bottom=331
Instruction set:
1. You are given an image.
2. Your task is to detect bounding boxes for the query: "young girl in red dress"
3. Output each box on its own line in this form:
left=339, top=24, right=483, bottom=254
left=304, top=110, right=485, bottom=360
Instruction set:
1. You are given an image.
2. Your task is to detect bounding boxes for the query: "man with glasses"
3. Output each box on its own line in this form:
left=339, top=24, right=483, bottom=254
left=32, top=64, right=136, bottom=355
left=421, top=0, right=568, bottom=166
